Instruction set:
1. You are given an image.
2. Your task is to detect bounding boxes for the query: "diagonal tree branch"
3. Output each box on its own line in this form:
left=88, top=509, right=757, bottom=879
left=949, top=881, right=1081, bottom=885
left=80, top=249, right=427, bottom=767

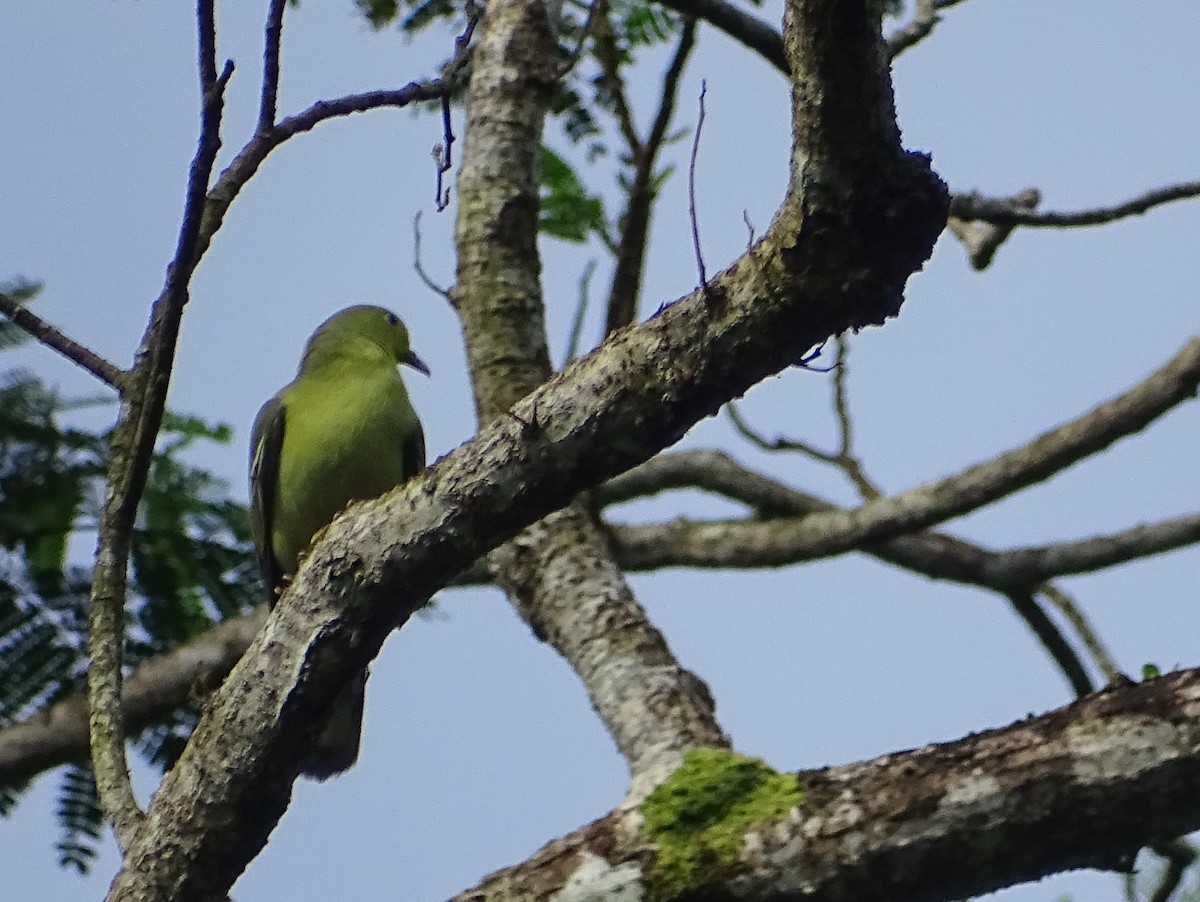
left=657, top=0, right=787, bottom=74
left=449, top=668, right=1200, bottom=902
left=0, top=291, right=128, bottom=390
left=951, top=179, right=1200, bottom=228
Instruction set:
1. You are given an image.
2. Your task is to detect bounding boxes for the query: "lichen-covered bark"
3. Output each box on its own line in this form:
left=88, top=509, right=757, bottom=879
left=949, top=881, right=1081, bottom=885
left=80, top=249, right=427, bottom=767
left=452, top=670, right=1200, bottom=901
left=453, top=0, right=727, bottom=794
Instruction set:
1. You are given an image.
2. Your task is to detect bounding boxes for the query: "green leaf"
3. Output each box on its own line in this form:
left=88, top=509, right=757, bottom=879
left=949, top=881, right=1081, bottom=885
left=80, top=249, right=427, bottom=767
left=540, top=147, right=609, bottom=244
left=355, top=0, right=400, bottom=29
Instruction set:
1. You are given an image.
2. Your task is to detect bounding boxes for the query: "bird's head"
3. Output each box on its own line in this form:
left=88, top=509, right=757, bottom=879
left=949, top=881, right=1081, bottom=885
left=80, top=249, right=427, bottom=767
left=302, top=305, right=430, bottom=376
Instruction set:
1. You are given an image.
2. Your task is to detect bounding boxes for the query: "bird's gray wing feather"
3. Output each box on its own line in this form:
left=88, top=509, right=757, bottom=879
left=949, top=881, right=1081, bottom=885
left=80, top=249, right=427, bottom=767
left=249, top=395, right=287, bottom=604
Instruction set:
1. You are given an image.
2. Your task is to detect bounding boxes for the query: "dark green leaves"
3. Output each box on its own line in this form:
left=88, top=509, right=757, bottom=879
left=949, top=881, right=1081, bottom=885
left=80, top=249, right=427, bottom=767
left=540, top=147, right=611, bottom=244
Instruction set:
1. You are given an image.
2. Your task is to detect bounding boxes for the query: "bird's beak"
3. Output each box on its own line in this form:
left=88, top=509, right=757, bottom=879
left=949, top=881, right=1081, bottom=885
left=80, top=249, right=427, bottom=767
left=404, top=349, right=431, bottom=376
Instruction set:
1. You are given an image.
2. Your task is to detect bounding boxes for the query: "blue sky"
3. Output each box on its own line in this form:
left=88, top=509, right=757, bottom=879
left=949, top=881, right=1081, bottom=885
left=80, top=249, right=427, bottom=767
left=2, top=1, right=1198, bottom=899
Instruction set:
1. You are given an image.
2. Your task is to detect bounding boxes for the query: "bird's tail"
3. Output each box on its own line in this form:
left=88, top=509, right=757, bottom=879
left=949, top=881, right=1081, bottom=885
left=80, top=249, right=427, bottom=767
left=302, top=669, right=367, bottom=780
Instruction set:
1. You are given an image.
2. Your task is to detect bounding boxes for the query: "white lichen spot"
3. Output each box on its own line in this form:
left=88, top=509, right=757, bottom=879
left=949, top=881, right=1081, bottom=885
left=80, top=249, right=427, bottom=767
left=1065, top=719, right=1179, bottom=781
left=553, top=852, right=644, bottom=902
left=939, top=771, right=1002, bottom=810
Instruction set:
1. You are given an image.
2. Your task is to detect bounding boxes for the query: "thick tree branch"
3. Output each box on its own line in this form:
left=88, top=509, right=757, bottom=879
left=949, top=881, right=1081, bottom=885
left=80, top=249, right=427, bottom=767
left=450, top=669, right=1200, bottom=901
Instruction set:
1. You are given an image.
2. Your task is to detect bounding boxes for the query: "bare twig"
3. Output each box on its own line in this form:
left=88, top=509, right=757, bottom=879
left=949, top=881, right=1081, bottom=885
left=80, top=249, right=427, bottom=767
left=727, top=400, right=837, bottom=463
left=886, top=0, right=973, bottom=59
left=951, top=179, right=1200, bottom=228
left=1039, top=583, right=1120, bottom=683
left=886, top=0, right=940, bottom=58
left=1006, top=589, right=1093, bottom=696
left=689, top=79, right=708, bottom=288
left=433, top=6, right=483, bottom=212
left=0, top=292, right=127, bottom=390
left=259, top=0, right=287, bottom=131
left=563, top=259, right=597, bottom=367
left=591, top=0, right=642, bottom=155
left=830, top=336, right=882, bottom=500
left=434, top=97, right=454, bottom=211
left=946, top=188, right=1039, bottom=270
left=555, top=0, right=600, bottom=77
left=656, top=0, right=787, bottom=74
left=603, top=16, right=697, bottom=335
left=412, top=211, right=453, bottom=301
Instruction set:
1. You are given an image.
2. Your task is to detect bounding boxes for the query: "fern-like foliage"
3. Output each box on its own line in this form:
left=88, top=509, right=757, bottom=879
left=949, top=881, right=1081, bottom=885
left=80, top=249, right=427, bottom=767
left=0, top=316, right=261, bottom=870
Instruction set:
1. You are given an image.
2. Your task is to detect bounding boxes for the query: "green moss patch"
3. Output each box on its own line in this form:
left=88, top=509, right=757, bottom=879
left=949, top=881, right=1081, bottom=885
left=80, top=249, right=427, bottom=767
left=640, top=748, right=802, bottom=900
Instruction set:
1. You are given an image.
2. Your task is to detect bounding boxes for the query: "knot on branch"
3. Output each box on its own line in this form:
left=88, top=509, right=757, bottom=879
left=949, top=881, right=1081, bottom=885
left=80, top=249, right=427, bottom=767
left=782, top=150, right=949, bottom=331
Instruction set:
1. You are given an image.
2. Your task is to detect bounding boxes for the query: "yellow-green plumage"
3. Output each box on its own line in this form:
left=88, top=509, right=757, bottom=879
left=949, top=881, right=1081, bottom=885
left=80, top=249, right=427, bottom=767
left=249, top=305, right=427, bottom=779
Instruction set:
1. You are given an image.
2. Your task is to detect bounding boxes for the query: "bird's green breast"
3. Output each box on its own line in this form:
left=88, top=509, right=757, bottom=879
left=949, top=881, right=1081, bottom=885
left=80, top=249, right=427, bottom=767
left=271, top=363, right=417, bottom=573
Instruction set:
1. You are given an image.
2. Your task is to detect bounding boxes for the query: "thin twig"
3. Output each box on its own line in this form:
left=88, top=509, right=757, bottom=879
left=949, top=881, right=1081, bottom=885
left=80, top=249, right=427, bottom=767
left=1006, top=590, right=1094, bottom=697
left=689, top=79, right=708, bottom=288
left=434, top=97, right=454, bottom=211
left=951, top=179, right=1200, bottom=228
left=563, top=259, right=597, bottom=367
left=886, top=0, right=941, bottom=59
left=727, top=400, right=837, bottom=462
left=603, top=16, right=697, bottom=335
left=591, top=0, right=642, bottom=154
left=0, top=292, right=127, bottom=390
left=830, top=336, right=882, bottom=501
left=259, top=0, right=287, bottom=131
left=412, top=211, right=453, bottom=301
left=555, top=0, right=600, bottom=78
left=1038, top=583, right=1120, bottom=682
left=433, top=6, right=482, bottom=212
left=656, top=0, right=786, bottom=74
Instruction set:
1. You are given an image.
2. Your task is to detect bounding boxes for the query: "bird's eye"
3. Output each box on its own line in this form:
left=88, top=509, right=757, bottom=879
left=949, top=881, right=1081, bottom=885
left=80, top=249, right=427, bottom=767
left=386, top=312, right=399, bottom=326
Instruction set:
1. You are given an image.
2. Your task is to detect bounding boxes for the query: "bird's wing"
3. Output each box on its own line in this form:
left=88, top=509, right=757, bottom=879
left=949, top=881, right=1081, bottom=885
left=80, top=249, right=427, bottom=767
left=249, top=394, right=287, bottom=604
left=404, top=417, right=427, bottom=480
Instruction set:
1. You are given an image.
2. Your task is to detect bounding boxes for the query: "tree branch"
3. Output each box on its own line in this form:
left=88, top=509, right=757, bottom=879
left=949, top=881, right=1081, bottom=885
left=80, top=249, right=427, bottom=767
left=449, top=669, right=1200, bottom=901
left=951, top=179, right=1200, bottom=228
left=656, top=0, right=787, bottom=74
left=454, top=0, right=724, bottom=797
left=0, top=612, right=265, bottom=788
left=603, top=15, right=698, bottom=335
left=0, top=291, right=127, bottom=390
left=258, top=0, right=287, bottom=131
left=86, top=0, right=232, bottom=852
left=666, top=334, right=1200, bottom=562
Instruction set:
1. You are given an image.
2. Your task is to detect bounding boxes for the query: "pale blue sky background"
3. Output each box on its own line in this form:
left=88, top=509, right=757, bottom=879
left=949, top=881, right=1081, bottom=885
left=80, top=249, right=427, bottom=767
left=2, top=1, right=1198, bottom=900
